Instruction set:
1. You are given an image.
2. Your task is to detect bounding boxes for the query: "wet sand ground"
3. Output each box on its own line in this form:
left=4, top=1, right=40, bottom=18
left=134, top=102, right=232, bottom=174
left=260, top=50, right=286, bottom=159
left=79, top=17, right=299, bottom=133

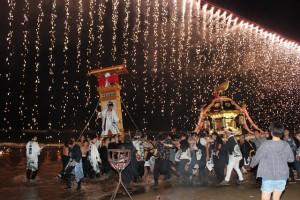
left=0, top=147, right=299, bottom=200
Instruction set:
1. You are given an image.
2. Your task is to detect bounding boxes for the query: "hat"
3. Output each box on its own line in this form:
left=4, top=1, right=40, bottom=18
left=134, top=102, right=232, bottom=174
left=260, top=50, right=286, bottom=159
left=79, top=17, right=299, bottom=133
left=107, top=101, right=114, bottom=107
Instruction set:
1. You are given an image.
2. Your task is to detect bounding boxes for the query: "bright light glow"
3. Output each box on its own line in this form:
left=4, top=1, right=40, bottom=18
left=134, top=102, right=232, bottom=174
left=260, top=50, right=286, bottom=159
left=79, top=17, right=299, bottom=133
left=1, top=0, right=300, bottom=133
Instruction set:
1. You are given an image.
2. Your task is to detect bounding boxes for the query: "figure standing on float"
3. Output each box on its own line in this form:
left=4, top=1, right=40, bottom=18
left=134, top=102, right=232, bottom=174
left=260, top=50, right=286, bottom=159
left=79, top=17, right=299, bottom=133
left=97, top=101, right=119, bottom=136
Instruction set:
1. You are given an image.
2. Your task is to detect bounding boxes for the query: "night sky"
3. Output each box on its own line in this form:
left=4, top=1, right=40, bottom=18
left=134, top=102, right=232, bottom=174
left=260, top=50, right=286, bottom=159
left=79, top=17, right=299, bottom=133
left=208, top=0, right=300, bottom=43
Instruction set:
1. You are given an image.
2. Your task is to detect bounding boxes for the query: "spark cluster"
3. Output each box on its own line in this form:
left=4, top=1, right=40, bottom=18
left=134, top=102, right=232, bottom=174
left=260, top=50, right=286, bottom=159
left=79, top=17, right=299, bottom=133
left=1, top=0, right=300, bottom=136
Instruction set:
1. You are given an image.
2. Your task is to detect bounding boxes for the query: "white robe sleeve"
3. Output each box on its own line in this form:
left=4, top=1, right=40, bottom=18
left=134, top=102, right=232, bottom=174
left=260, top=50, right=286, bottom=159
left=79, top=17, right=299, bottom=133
left=112, top=110, right=119, bottom=123
left=33, top=142, right=41, bottom=156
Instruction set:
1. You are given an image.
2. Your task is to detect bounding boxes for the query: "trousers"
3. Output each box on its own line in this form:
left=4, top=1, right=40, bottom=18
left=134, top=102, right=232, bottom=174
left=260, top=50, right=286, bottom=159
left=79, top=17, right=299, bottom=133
left=153, top=158, right=171, bottom=185
left=225, top=156, right=244, bottom=182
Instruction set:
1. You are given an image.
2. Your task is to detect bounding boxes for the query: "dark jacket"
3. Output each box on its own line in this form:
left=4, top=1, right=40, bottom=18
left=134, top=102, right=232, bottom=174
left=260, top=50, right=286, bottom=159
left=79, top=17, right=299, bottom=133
left=70, top=144, right=82, bottom=163
left=225, top=135, right=242, bottom=158
left=224, top=135, right=238, bottom=156
left=251, top=140, right=294, bottom=180
left=240, top=141, right=256, bottom=159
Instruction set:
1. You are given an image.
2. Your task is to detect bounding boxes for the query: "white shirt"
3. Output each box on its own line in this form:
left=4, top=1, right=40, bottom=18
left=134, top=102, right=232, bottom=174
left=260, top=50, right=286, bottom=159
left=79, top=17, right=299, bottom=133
left=26, top=141, right=41, bottom=159
left=100, top=108, right=119, bottom=135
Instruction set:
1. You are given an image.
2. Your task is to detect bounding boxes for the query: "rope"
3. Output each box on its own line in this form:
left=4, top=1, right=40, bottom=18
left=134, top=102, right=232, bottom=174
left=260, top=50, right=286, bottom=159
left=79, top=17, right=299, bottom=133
left=77, top=98, right=141, bottom=141
left=76, top=101, right=100, bottom=141
left=121, top=98, right=141, bottom=133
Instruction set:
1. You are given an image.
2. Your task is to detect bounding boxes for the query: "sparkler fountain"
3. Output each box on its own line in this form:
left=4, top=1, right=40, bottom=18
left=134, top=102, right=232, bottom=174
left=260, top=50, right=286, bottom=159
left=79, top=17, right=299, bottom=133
left=1, top=0, right=300, bottom=137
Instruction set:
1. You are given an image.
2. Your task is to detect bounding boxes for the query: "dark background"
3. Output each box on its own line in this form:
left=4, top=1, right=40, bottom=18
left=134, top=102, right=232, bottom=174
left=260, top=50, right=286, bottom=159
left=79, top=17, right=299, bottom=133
left=209, top=0, right=300, bottom=43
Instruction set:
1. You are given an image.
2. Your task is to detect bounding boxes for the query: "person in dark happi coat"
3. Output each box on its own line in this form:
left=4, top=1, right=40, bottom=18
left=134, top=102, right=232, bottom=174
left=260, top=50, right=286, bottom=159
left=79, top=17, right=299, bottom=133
left=64, top=139, right=84, bottom=190
left=119, top=135, right=139, bottom=189
left=99, top=137, right=111, bottom=175
left=152, top=134, right=172, bottom=188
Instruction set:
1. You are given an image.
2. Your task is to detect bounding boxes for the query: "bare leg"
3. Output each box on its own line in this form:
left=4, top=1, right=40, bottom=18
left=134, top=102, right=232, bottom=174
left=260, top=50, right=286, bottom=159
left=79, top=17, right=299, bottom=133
left=272, top=191, right=283, bottom=200
left=261, top=192, right=272, bottom=200
left=143, top=167, right=148, bottom=182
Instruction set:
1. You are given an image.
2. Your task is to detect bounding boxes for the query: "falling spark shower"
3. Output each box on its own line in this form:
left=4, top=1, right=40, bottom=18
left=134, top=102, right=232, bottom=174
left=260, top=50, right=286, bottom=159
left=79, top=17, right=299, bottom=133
left=1, top=0, right=300, bottom=135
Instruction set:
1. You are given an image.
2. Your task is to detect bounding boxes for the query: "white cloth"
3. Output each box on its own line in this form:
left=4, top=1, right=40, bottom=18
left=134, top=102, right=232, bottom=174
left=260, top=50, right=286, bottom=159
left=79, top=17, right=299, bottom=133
left=175, top=149, right=191, bottom=162
left=190, top=143, right=202, bottom=161
left=100, top=108, right=119, bottom=136
left=104, top=72, right=111, bottom=87
left=26, top=141, right=41, bottom=171
left=95, top=139, right=101, bottom=149
left=206, top=157, right=214, bottom=171
left=144, top=156, right=155, bottom=172
left=72, top=159, right=84, bottom=183
left=199, top=138, right=207, bottom=146
left=133, top=140, right=144, bottom=161
left=89, top=143, right=101, bottom=173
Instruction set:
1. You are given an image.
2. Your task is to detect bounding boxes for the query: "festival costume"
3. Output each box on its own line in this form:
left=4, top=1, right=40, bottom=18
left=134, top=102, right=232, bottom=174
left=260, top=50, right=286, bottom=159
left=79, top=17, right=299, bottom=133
left=65, top=144, right=84, bottom=190
left=120, top=140, right=139, bottom=189
left=26, top=140, right=42, bottom=180
left=175, top=139, right=191, bottom=178
left=99, top=108, right=119, bottom=136
left=153, top=141, right=172, bottom=186
left=196, top=137, right=209, bottom=184
left=210, top=140, right=226, bottom=182
left=133, top=139, right=145, bottom=178
left=89, top=143, right=101, bottom=175
left=224, top=135, right=244, bottom=183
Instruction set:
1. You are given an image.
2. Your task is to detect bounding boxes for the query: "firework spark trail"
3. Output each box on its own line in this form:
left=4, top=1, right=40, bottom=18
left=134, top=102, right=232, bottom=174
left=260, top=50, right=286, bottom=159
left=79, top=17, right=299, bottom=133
left=60, top=0, right=70, bottom=129
left=19, top=0, right=30, bottom=130
left=131, top=0, right=141, bottom=69
left=86, top=0, right=96, bottom=71
left=177, top=0, right=187, bottom=107
left=83, top=0, right=97, bottom=129
left=76, top=0, right=83, bottom=72
left=195, top=0, right=202, bottom=66
left=218, top=12, right=230, bottom=74
left=183, top=0, right=193, bottom=126
left=122, top=0, right=130, bottom=64
left=112, top=0, right=119, bottom=63
left=48, top=0, right=57, bottom=129
left=169, top=0, right=178, bottom=127
left=96, top=0, right=105, bottom=66
left=71, top=0, right=84, bottom=128
left=150, top=0, right=160, bottom=112
left=189, top=0, right=202, bottom=118
left=245, top=24, right=257, bottom=72
left=3, top=0, right=16, bottom=131
left=6, top=0, right=15, bottom=67
left=158, top=0, right=169, bottom=116
left=191, top=0, right=202, bottom=120
left=141, top=0, right=151, bottom=129
left=206, top=7, right=215, bottom=86
left=1, top=0, right=300, bottom=132
left=120, top=0, right=134, bottom=112
left=129, top=0, right=141, bottom=111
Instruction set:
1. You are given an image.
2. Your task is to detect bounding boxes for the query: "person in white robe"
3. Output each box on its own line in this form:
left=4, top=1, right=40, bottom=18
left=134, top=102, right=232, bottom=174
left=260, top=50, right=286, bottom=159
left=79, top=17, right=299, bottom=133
left=133, top=135, right=146, bottom=179
left=26, top=136, right=43, bottom=181
left=89, top=137, right=102, bottom=176
left=97, top=101, right=119, bottom=136
left=132, top=136, right=145, bottom=161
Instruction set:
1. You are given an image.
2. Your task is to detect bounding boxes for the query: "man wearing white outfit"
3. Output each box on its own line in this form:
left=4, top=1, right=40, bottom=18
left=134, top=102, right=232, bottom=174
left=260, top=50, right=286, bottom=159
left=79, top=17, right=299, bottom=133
left=26, top=136, right=43, bottom=181
left=133, top=135, right=146, bottom=179
left=220, top=130, right=244, bottom=185
left=89, top=137, right=102, bottom=176
left=97, top=101, right=119, bottom=136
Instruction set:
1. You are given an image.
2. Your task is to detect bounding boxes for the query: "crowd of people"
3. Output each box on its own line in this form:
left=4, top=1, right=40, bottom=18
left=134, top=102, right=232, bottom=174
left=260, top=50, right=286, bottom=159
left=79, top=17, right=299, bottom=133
left=25, top=123, right=300, bottom=199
